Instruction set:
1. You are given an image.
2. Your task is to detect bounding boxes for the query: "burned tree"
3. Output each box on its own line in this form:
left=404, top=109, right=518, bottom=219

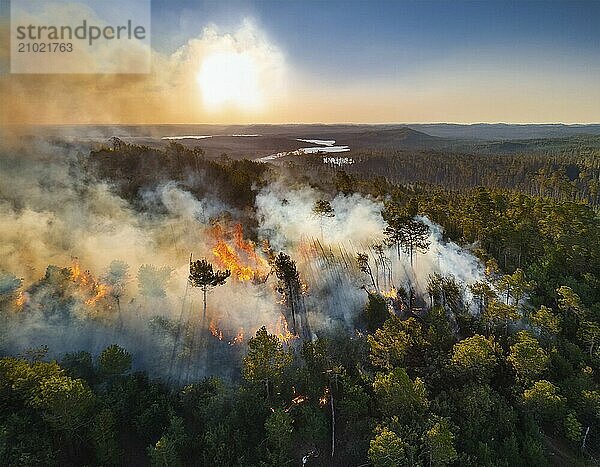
left=189, top=258, right=230, bottom=320
left=273, top=252, right=309, bottom=339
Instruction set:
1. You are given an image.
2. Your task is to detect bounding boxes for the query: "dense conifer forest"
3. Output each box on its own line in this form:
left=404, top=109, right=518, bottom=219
left=1, top=139, right=599, bottom=466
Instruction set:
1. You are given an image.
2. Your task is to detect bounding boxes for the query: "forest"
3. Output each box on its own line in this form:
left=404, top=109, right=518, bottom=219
left=0, top=138, right=599, bottom=466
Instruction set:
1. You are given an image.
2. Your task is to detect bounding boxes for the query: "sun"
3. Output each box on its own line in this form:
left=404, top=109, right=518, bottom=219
left=197, top=52, right=263, bottom=111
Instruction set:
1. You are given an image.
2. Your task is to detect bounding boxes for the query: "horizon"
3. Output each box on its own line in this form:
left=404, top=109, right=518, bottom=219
left=6, top=121, right=600, bottom=127
left=1, top=0, right=599, bottom=125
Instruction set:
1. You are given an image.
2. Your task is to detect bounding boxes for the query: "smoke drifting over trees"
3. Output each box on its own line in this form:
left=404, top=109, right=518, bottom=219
left=0, top=137, right=485, bottom=382
left=2, top=132, right=598, bottom=465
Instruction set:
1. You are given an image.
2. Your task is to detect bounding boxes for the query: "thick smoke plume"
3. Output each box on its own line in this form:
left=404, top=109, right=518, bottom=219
left=0, top=137, right=484, bottom=382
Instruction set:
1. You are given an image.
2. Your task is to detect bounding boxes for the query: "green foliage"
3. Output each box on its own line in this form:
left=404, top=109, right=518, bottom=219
left=364, top=292, right=389, bottom=332
left=564, top=411, right=582, bottom=444
left=148, top=435, right=181, bottom=467
left=450, top=334, right=500, bottom=380
left=99, top=344, right=132, bottom=376
left=369, top=427, right=410, bottom=467
left=523, top=380, right=565, bottom=422
left=264, top=409, right=293, bottom=466
left=3, top=150, right=600, bottom=465
left=0, top=357, right=64, bottom=399
left=508, top=331, right=549, bottom=383
left=557, top=286, right=585, bottom=318
left=368, top=317, right=424, bottom=370
left=91, top=409, right=121, bottom=466
left=296, top=404, right=329, bottom=445
left=188, top=259, right=230, bottom=289
left=61, top=351, right=95, bottom=381
left=383, top=209, right=431, bottom=265
left=373, top=368, right=429, bottom=419
left=427, top=273, right=464, bottom=315
left=188, top=258, right=230, bottom=318
left=0, top=412, right=56, bottom=466
left=499, top=268, right=535, bottom=306
left=425, top=417, right=458, bottom=466
left=242, top=326, right=293, bottom=396
left=529, top=305, right=561, bottom=338
left=483, top=300, right=519, bottom=334
left=32, top=374, right=94, bottom=434
left=272, top=252, right=305, bottom=336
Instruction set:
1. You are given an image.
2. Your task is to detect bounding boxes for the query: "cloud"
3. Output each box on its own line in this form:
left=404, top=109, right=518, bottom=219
left=0, top=18, right=286, bottom=124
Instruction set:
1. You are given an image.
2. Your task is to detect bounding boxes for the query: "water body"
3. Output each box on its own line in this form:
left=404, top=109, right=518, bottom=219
left=162, top=134, right=261, bottom=140
left=258, top=138, right=350, bottom=162
left=159, top=135, right=350, bottom=162
left=296, top=138, right=336, bottom=146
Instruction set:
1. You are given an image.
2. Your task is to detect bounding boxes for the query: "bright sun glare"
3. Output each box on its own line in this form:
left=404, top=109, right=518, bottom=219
left=197, top=52, right=262, bottom=111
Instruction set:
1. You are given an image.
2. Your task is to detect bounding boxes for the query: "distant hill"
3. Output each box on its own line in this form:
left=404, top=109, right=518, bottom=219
left=331, top=127, right=450, bottom=150
left=11, top=123, right=600, bottom=159
left=405, top=123, right=600, bottom=140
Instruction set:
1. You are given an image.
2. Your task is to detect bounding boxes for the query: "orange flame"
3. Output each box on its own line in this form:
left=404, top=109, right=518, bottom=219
left=70, top=259, right=111, bottom=307
left=85, top=284, right=109, bottom=306
left=207, top=315, right=293, bottom=346
left=271, top=314, right=296, bottom=343
left=209, top=321, right=224, bottom=341
left=212, top=240, right=255, bottom=281
left=381, top=287, right=398, bottom=299
left=319, top=387, right=330, bottom=407
left=70, top=259, right=91, bottom=287
left=15, top=291, right=27, bottom=308
left=291, top=394, right=308, bottom=405
left=210, top=223, right=268, bottom=282
left=208, top=320, right=246, bottom=345
left=229, top=328, right=245, bottom=346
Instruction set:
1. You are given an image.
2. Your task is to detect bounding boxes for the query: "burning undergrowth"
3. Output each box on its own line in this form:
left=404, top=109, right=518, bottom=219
left=0, top=138, right=487, bottom=383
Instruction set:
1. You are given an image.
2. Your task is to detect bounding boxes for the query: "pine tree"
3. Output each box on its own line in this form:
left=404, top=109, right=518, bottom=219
left=189, top=258, right=230, bottom=320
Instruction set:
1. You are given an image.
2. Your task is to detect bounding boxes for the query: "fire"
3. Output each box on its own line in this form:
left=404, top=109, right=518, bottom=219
left=208, top=320, right=245, bottom=345
left=209, top=321, right=224, bottom=340
left=85, top=283, right=109, bottom=306
left=283, top=392, right=308, bottom=412
left=233, top=224, right=265, bottom=266
left=291, top=394, right=308, bottom=405
left=230, top=328, right=245, bottom=345
left=70, top=259, right=111, bottom=307
left=271, top=314, right=296, bottom=343
left=210, top=223, right=268, bottom=282
left=15, top=291, right=27, bottom=308
left=207, top=315, right=293, bottom=346
left=70, top=259, right=91, bottom=287
left=212, top=240, right=255, bottom=281
left=319, top=387, right=330, bottom=407
left=381, top=287, right=398, bottom=299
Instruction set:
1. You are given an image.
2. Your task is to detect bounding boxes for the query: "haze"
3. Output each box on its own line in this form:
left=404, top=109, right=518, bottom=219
left=0, top=0, right=599, bottom=125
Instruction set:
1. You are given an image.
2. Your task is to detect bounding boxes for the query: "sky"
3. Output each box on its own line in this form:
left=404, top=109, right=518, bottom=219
left=1, top=0, right=599, bottom=124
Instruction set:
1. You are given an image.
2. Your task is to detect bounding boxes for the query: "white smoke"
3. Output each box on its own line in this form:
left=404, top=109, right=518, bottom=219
left=0, top=138, right=486, bottom=382
left=255, top=184, right=486, bottom=323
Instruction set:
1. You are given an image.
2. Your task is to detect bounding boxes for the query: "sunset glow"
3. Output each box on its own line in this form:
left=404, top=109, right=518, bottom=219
left=197, top=51, right=263, bottom=111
